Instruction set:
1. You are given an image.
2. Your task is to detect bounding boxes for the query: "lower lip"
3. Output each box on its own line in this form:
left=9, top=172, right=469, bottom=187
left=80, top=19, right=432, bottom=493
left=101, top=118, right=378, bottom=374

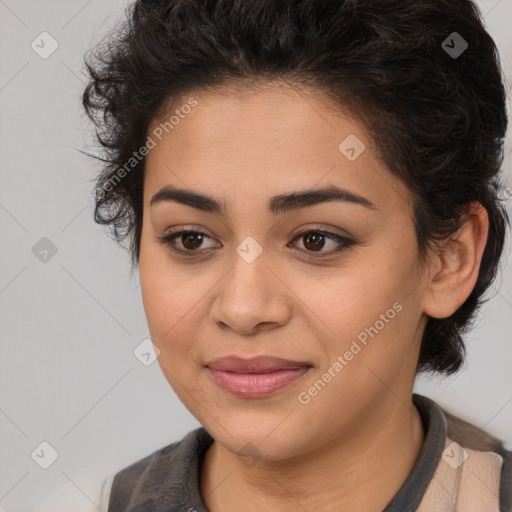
left=207, top=367, right=311, bottom=398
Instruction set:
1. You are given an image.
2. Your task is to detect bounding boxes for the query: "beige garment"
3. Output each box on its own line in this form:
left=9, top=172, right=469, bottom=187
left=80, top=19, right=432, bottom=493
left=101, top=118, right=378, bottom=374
left=418, top=408, right=508, bottom=512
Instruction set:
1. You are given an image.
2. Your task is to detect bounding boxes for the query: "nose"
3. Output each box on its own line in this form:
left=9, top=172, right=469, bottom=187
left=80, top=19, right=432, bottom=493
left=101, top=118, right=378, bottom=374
left=209, top=247, right=292, bottom=336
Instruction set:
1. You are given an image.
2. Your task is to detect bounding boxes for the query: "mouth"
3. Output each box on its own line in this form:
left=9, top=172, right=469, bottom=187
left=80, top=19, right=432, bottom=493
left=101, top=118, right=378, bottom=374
left=205, top=355, right=313, bottom=398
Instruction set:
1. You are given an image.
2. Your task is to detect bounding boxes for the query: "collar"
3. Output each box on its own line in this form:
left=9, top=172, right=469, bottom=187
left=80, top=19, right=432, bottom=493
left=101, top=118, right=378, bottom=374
left=171, top=393, right=447, bottom=511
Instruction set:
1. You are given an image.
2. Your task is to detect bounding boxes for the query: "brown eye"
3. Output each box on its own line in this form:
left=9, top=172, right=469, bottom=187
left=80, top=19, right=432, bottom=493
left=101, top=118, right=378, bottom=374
left=303, top=232, right=326, bottom=251
left=290, top=229, right=355, bottom=257
left=180, top=232, right=205, bottom=250
left=156, top=230, right=218, bottom=254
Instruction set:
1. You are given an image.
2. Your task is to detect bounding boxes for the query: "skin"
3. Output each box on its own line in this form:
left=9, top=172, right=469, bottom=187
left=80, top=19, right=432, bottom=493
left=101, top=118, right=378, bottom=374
left=138, top=81, right=489, bottom=511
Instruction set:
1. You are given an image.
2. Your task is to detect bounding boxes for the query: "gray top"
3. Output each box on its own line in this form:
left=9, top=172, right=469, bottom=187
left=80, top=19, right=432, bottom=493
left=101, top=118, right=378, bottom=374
left=107, top=394, right=511, bottom=511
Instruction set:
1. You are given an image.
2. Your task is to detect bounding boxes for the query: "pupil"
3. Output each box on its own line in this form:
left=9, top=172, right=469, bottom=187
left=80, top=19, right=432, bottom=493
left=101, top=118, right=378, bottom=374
left=304, top=232, right=325, bottom=251
left=183, top=233, right=203, bottom=250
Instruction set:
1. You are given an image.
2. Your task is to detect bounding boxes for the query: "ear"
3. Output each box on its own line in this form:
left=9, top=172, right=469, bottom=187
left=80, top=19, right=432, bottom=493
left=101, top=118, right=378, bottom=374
left=422, top=202, right=489, bottom=319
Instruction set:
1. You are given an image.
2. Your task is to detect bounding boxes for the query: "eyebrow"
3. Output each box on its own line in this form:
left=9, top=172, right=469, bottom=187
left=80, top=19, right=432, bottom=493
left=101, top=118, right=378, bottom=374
left=150, top=184, right=377, bottom=215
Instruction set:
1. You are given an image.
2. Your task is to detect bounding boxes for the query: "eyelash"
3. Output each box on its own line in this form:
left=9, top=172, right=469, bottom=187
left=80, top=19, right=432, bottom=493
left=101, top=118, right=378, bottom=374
left=155, top=227, right=355, bottom=258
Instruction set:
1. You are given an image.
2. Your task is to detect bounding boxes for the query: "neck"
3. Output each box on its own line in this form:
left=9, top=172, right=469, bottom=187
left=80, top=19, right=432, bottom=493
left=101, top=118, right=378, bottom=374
left=200, top=394, right=425, bottom=512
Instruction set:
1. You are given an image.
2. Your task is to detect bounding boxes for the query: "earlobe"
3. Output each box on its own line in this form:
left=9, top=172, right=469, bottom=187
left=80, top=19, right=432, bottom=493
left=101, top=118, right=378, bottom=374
left=422, top=202, right=489, bottom=319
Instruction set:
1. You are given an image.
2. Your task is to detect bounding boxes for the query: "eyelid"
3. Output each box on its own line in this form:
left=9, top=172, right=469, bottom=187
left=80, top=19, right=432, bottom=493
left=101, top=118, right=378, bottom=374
left=293, top=223, right=353, bottom=240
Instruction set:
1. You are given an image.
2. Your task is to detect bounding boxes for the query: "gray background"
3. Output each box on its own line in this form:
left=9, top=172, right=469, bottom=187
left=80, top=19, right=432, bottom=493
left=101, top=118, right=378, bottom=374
left=0, top=0, right=511, bottom=509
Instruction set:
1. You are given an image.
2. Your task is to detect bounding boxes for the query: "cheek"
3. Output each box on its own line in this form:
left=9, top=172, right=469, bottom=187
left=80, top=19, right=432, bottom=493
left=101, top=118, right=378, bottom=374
left=140, top=268, right=204, bottom=348
left=139, top=237, right=225, bottom=382
left=295, top=283, right=420, bottom=426
left=139, top=259, right=207, bottom=399
left=303, top=247, right=421, bottom=370
left=139, top=236, right=198, bottom=354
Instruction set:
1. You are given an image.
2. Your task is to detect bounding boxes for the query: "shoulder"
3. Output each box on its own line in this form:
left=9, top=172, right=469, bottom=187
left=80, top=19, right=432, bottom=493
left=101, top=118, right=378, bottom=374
left=442, top=405, right=512, bottom=509
left=33, top=470, right=116, bottom=512
left=111, top=427, right=209, bottom=484
left=423, top=397, right=511, bottom=511
left=108, top=427, right=212, bottom=511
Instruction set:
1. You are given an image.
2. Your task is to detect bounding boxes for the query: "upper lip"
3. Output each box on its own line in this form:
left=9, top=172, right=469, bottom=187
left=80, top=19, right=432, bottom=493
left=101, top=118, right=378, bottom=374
left=205, top=355, right=312, bottom=373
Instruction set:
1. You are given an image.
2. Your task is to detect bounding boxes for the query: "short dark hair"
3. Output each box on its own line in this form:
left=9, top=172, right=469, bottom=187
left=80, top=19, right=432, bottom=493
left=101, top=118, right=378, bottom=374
left=82, top=0, right=510, bottom=375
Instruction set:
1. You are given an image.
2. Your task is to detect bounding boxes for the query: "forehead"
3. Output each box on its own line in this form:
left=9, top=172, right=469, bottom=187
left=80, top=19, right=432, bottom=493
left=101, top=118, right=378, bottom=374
left=143, top=82, right=412, bottom=214
left=147, top=81, right=367, bottom=153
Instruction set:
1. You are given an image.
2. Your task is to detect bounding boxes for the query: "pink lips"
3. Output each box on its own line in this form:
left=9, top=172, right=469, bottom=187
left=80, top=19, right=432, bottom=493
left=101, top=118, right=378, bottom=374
left=205, top=355, right=312, bottom=398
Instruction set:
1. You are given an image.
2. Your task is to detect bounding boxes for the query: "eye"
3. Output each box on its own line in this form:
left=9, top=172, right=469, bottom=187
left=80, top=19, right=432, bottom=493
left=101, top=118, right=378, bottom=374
left=289, top=228, right=355, bottom=257
left=156, top=228, right=218, bottom=254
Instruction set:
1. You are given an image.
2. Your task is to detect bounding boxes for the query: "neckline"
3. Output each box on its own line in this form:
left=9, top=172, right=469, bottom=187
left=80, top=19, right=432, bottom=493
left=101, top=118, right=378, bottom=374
left=185, top=393, right=447, bottom=511
left=384, top=393, right=447, bottom=510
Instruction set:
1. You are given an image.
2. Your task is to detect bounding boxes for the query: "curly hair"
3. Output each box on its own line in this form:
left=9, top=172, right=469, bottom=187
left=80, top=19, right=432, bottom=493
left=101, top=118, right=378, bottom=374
left=82, top=0, right=510, bottom=375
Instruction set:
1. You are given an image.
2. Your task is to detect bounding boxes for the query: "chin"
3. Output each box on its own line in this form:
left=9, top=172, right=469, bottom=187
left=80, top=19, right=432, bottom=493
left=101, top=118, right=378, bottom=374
left=208, top=421, right=310, bottom=462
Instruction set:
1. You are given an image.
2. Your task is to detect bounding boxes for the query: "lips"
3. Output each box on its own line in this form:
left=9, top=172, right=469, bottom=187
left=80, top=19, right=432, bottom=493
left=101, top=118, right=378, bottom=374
left=205, top=355, right=313, bottom=398
left=205, top=355, right=312, bottom=373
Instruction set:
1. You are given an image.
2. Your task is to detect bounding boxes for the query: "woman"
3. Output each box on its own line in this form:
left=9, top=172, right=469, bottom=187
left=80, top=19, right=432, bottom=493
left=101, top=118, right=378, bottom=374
left=44, top=0, right=512, bottom=510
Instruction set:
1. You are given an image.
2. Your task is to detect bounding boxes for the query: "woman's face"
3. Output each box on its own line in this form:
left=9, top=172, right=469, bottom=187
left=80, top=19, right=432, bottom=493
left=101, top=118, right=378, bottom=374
left=139, top=82, right=430, bottom=460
